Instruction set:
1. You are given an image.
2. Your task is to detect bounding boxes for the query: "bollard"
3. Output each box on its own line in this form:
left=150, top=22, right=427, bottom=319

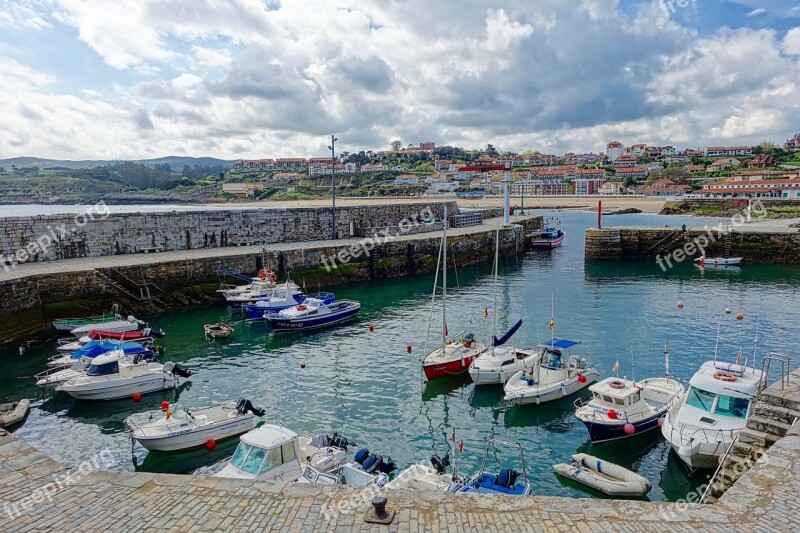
left=364, top=495, right=395, bottom=525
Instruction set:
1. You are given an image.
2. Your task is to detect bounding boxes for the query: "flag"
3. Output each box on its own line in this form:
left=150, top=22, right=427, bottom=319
left=484, top=307, right=489, bottom=318
left=444, top=323, right=448, bottom=337
left=612, top=359, right=620, bottom=373
left=549, top=318, right=554, bottom=331
left=458, top=439, right=464, bottom=453
left=166, top=407, right=172, bottom=420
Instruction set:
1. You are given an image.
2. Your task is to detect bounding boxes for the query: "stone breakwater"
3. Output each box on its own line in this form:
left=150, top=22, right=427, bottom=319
left=0, top=215, right=540, bottom=344
left=0, top=202, right=457, bottom=264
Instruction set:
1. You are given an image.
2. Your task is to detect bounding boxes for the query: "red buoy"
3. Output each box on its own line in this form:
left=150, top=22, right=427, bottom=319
left=607, top=409, right=618, bottom=420
left=132, top=392, right=142, bottom=402
left=624, top=423, right=635, bottom=435
left=578, top=374, right=587, bottom=383
left=657, top=417, right=665, bottom=428
left=406, top=345, right=412, bottom=353
left=369, top=324, right=374, bottom=332
left=677, top=301, right=684, bottom=309
left=206, top=439, right=216, bottom=449
left=161, top=401, right=169, bottom=411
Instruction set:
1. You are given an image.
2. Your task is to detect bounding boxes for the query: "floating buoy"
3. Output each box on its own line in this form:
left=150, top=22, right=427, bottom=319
left=160, top=401, right=169, bottom=411
left=132, top=392, right=142, bottom=402
left=657, top=417, right=665, bottom=427
left=607, top=409, right=618, bottom=420
left=369, top=324, right=374, bottom=332
left=206, top=439, right=216, bottom=449
left=725, top=308, right=732, bottom=315
left=300, top=361, right=306, bottom=368
left=624, top=423, right=635, bottom=435
left=406, top=345, right=412, bottom=353
left=677, top=301, right=684, bottom=309
left=736, top=313, right=744, bottom=321
left=578, top=374, right=587, bottom=383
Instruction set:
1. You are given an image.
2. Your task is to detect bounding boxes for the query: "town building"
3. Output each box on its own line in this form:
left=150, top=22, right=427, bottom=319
left=606, top=141, right=624, bottom=161
left=601, top=181, right=626, bottom=195
left=686, top=164, right=707, bottom=174
left=510, top=179, right=568, bottom=196
left=270, top=172, right=302, bottom=181
left=705, top=146, right=753, bottom=157
left=786, top=133, right=800, bottom=152
left=573, top=177, right=605, bottom=195
left=419, top=142, right=436, bottom=150
left=700, top=178, right=800, bottom=198
left=613, top=155, right=638, bottom=168
left=747, top=154, right=777, bottom=168
left=361, top=163, right=389, bottom=172
left=615, top=167, right=650, bottom=180
left=708, top=158, right=742, bottom=172
left=394, top=174, right=420, bottom=185
left=222, top=183, right=262, bottom=195
left=275, top=158, right=308, bottom=169
left=632, top=178, right=691, bottom=196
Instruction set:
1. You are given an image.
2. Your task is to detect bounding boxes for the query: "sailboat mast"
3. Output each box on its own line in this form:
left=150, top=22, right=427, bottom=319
left=550, top=294, right=554, bottom=346
left=492, top=225, right=499, bottom=338
left=442, top=205, right=448, bottom=344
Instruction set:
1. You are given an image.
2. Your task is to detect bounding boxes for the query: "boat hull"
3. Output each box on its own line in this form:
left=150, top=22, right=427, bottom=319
left=424, top=354, right=479, bottom=380
left=266, top=305, right=360, bottom=331
left=504, top=372, right=598, bottom=405
left=58, top=374, right=176, bottom=401
left=579, top=412, right=664, bottom=444
left=133, top=416, right=254, bottom=452
left=531, top=234, right=565, bottom=249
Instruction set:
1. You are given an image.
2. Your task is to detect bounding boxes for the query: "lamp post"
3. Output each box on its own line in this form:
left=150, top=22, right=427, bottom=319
left=328, top=135, right=338, bottom=239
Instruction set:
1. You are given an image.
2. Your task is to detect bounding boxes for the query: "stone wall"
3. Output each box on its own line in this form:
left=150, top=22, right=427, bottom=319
left=0, top=202, right=457, bottom=264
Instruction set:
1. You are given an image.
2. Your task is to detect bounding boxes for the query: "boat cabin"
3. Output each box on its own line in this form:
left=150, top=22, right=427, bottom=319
left=217, top=424, right=302, bottom=481
left=683, top=361, right=764, bottom=422
left=84, top=351, right=125, bottom=376
left=586, top=379, right=651, bottom=420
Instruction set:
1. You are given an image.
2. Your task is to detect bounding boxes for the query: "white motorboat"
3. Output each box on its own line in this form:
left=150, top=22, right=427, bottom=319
left=53, top=304, right=123, bottom=331
left=695, top=255, right=742, bottom=266
left=225, top=279, right=300, bottom=307
left=214, top=425, right=350, bottom=482
left=661, top=359, right=765, bottom=469
left=56, top=328, right=163, bottom=353
left=299, top=445, right=397, bottom=488
left=70, top=315, right=144, bottom=336
left=48, top=340, right=156, bottom=368
left=503, top=338, right=598, bottom=405
left=385, top=454, right=454, bottom=491
left=0, top=399, right=31, bottom=428
left=56, top=351, right=192, bottom=401
left=469, top=345, right=539, bottom=386
left=575, top=376, right=684, bottom=444
left=127, top=399, right=266, bottom=452
left=553, top=453, right=652, bottom=497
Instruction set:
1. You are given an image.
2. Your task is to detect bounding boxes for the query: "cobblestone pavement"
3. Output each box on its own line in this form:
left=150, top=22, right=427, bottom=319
left=0, top=426, right=797, bottom=532
left=0, top=215, right=533, bottom=283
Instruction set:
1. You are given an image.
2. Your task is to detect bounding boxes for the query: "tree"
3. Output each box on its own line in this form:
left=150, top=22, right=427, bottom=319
left=486, top=144, right=499, bottom=158
left=390, top=139, right=403, bottom=151
left=756, top=141, right=776, bottom=155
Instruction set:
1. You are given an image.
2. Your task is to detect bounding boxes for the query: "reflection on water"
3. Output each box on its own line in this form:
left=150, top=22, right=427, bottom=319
left=2, top=210, right=800, bottom=501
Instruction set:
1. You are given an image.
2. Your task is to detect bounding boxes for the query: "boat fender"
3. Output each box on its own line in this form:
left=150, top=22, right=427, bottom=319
left=270, top=273, right=277, bottom=283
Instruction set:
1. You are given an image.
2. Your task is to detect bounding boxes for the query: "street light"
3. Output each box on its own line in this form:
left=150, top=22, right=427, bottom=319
left=328, top=135, right=338, bottom=240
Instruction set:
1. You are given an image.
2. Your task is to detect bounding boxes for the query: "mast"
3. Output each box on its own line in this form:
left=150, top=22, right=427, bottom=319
left=664, top=339, right=670, bottom=381
left=492, top=224, right=499, bottom=339
left=442, top=205, right=448, bottom=346
left=550, top=294, right=554, bottom=347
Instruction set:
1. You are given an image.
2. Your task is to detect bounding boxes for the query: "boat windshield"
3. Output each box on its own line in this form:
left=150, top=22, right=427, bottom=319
left=86, top=361, right=119, bottom=376
left=685, top=386, right=715, bottom=412
left=542, top=350, right=563, bottom=370
left=715, top=395, right=750, bottom=419
left=230, top=443, right=263, bottom=475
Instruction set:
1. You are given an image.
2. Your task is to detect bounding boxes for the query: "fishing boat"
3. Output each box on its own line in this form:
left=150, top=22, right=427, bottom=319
left=529, top=219, right=565, bottom=249
left=52, top=304, right=124, bottom=331
left=56, top=328, right=164, bottom=353
left=553, top=453, right=653, bottom=497
left=299, top=445, right=397, bottom=488
left=503, top=338, right=598, bottom=405
left=574, top=376, right=684, bottom=444
left=225, top=277, right=301, bottom=307
left=56, top=351, right=192, bottom=401
left=70, top=315, right=144, bottom=336
left=661, top=358, right=765, bottom=469
left=204, top=323, right=234, bottom=339
left=385, top=454, right=454, bottom=491
left=127, top=399, right=266, bottom=452
left=446, top=437, right=531, bottom=496
left=214, top=425, right=352, bottom=482
left=0, top=399, right=31, bottom=428
left=48, top=340, right=157, bottom=368
left=243, top=292, right=335, bottom=320
left=422, top=205, right=488, bottom=381
left=264, top=298, right=361, bottom=332
left=695, top=255, right=742, bottom=266
left=36, top=347, right=159, bottom=388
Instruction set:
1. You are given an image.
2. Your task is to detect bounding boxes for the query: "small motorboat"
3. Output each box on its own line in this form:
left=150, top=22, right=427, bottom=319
left=244, top=291, right=335, bottom=320
left=503, top=338, right=598, bottom=405
left=264, top=298, right=361, bottom=332
left=0, top=399, right=31, bottom=428
left=695, top=255, right=742, bottom=266
left=225, top=276, right=301, bottom=307
left=661, top=358, right=765, bottom=469
left=575, top=375, right=684, bottom=444
left=52, top=304, right=123, bottom=331
left=56, top=328, right=164, bottom=353
left=204, top=323, right=234, bottom=339
left=48, top=340, right=157, bottom=368
left=446, top=437, right=531, bottom=496
left=127, top=399, right=266, bottom=452
left=70, top=315, right=144, bottom=336
left=468, top=345, right=539, bottom=386
left=386, top=454, right=454, bottom=491
left=36, top=347, right=159, bottom=388
left=553, top=453, right=652, bottom=497
left=300, top=445, right=397, bottom=488
left=529, top=221, right=565, bottom=249
left=56, top=351, right=192, bottom=401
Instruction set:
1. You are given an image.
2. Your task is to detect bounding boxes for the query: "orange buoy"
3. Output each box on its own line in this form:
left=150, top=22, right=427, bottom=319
left=206, top=439, right=216, bottom=449
left=736, top=313, right=744, bottom=321
left=132, top=392, right=142, bottom=402
left=160, top=401, right=169, bottom=411
left=406, top=345, right=412, bottom=353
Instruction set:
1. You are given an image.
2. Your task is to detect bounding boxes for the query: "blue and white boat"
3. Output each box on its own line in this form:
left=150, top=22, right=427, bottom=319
left=446, top=437, right=531, bottom=496
left=243, top=292, right=336, bottom=320
left=47, top=340, right=156, bottom=368
left=264, top=298, right=361, bottom=332
left=225, top=280, right=301, bottom=307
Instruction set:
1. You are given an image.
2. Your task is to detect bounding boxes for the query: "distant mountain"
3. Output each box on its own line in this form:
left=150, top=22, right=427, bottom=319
left=0, top=156, right=233, bottom=170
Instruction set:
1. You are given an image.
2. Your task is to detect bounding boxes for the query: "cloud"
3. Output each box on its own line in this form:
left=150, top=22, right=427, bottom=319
left=785, top=27, right=800, bottom=55
left=746, top=8, right=767, bottom=17
left=131, top=108, right=155, bottom=130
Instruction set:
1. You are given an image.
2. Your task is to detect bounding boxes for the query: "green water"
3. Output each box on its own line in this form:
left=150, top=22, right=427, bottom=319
left=3, top=210, right=800, bottom=502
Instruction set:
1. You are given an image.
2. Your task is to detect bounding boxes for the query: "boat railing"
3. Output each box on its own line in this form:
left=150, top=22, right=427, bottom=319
left=663, top=419, right=737, bottom=447
left=760, top=353, right=791, bottom=393
left=700, top=434, right=739, bottom=504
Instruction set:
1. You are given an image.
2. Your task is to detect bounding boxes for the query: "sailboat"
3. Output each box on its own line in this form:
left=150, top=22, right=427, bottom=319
left=422, top=205, right=488, bottom=381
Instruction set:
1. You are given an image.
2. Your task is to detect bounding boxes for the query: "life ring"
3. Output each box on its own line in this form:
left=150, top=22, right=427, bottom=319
left=269, top=272, right=277, bottom=283
left=609, top=380, right=626, bottom=390
left=296, top=304, right=308, bottom=311
left=714, top=371, right=737, bottom=382
left=258, top=269, right=269, bottom=281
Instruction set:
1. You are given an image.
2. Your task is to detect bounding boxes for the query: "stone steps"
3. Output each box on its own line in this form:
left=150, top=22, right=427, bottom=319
left=747, top=414, right=795, bottom=438
left=752, top=402, right=800, bottom=426
left=737, top=427, right=783, bottom=448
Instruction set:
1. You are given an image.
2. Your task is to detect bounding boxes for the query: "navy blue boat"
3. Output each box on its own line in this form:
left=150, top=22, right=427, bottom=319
left=446, top=437, right=531, bottom=496
left=264, top=298, right=360, bottom=332
left=242, top=292, right=336, bottom=320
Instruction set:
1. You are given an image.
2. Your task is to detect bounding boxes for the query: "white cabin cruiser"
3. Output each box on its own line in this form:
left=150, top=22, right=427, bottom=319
left=661, top=359, right=765, bottom=469
left=225, top=280, right=300, bottom=307
left=56, top=351, right=192, bottom=401
left=215, top=426, right=350, bottom=482
left=127, top=399, right=266, bottom=452
left=503, top=339, right=598, bottom=405
left=385, top=454, right=453, bottom=491
left=469, top=342, right=539, bottom=386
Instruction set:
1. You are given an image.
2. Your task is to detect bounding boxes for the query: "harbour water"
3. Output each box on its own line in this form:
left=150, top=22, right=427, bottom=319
left=2, top=210, right=800, bottom=502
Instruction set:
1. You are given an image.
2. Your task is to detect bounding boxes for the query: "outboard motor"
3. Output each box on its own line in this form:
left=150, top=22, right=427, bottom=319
left=236, top=399, right=266, bottom=417
left=377, top=456, right=397, bottom=475
left=354, top=448, right=370, bottom=466
left=497, top=468, right=520, bottom=489
left=151, top=328, right=166, bottom=339
left=329, top=432, right=352, bottom=451
left=362, top=453, right=397, bottom=475
left=430, top=454, right=450, bottom=475
left=133, top=352, right=144, bottom=364
left=164, top=362, right=192, bottom=378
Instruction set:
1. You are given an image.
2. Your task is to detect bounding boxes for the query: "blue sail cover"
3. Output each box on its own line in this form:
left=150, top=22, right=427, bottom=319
left=70, top=340, right=146, bottom=360
left=492, top=319, right=523, bottom=347
left=541, top=338, right=579, bottom=350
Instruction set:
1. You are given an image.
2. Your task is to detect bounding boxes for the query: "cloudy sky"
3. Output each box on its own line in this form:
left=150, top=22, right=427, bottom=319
left=1, top=0, right=799, bottom=160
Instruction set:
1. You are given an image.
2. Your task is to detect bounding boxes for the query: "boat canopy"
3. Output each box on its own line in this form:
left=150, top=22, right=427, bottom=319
left=70, top=340, right=146, bottom=360
left=541, top=338, right=579, bottom=350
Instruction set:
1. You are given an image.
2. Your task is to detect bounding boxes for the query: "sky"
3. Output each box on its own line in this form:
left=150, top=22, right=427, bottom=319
left=1, top=0, right=799, bottom=160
